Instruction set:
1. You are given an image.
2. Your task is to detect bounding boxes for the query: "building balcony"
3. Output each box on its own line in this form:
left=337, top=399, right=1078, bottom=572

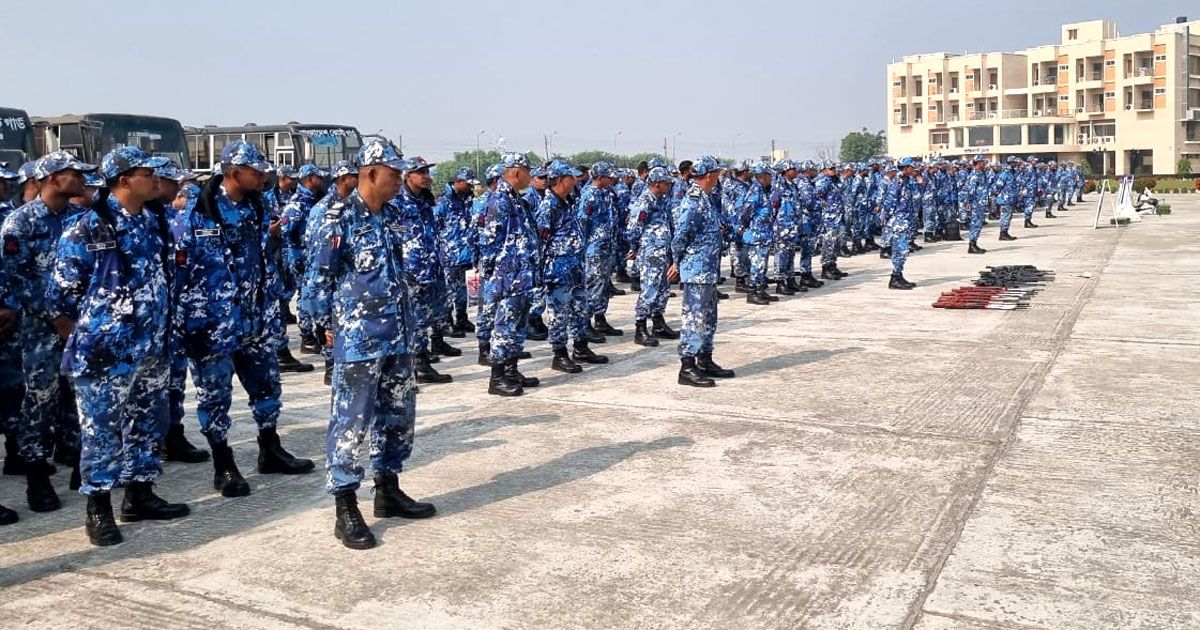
left=1127, top=69, right=1154, bottom=83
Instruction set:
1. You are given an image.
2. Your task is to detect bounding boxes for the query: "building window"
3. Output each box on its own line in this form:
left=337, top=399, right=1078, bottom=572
left=968, top=127, right=995, bottom=146
left=1068, top=29, right=1078, bottom=40
left=1028, top=124, right=1050, bottom=145
left=1104, top=60, right=1116, bottom=67
left=1104, top=92, right=1115, bottom=99
left=1058, top=95, right=1070, bottom=101
left=1058, top=64, right=1069, bottom=72
left=999, top=125, right=1023, bottom=145
left=1154, top=87, right=1167, bottom=95
left=931, top=131, right=950, bottom=145
left=1154, top=54, right=1167, bottom=62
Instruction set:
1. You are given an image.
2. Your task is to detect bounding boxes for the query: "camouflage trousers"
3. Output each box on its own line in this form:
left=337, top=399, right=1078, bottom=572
left=745, top=242, right=771, bottom=288
left=820, top=218, right=843, bottom=266
left=444, top=265, right=469, bottom=316
left=410, top=281, right=450, bottom=354
left=888, top=215, right=913, bottom=274
left=191, top=337, right=282, bottom=445
left=488, top=293, right=530, bottom=364
left=774, top=246, right=795, bottom=281
left=730, top=241, right=750, bottom=279
left=998, top=204, right=1016, bottom=232
left=797, top=233, right=816, bottom=274
left=0, top=333, right=23, bottom=438
left=968, top=203, right=986, bottom=241
left=325, top=354, right=415, bottom=494
left=18, top=323, right=78, bottom=461
left=635, top=249, right=672, bottom=320
left=168, top=345, right=187, bottom=429
left=76, top=355, right=169, bottom=495
left=678, top=283, right=718, bottom=359
left=544, top=280, right=589, bottom=348
left=585, top=247, right=613, bottom=317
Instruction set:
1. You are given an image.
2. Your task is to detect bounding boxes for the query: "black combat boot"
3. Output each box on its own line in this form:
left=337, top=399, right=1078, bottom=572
left=879, top=246, right=891, bottom=259
left=865, top=237, right=880, bottom=250
left=1045, top=209, right=1057, bottom=218
left=257, top=427, right=315, bottom=475
left=453, top=308, right=475, bottom=334
left=630, top=277, right=641, bottom=292
left=584, top=323, right=606, bottom=344
left=334, top=491, right=376, bottom=550
left=651, top=314, right=680, bottom=339
left=760, top=287, right=780, bottom=302
left=678, top=357, right=715, bottom=388
left=634, top=320, right=659, bottom=346
left=506, top=358, right=539, bottom=388
left=852, top=240, right=866, bottom=255
left=1024, top=218, right=1039, bottom=228
left=208, top=439, right=251, bottom=497
left=299, top=332, right=321, bottom=354
left=164, top=424, right=210, bottom=463
left=25, top=459, right=60, bottom=512
left=120, top=481, right=190, bottom=522
left=373, top=472, right=436, bottom=519
left=785, top=276, right=807, bottom=292
left=572, top=340, right=609, bottom=364
left=799, top=272, right=824, bottom=289
left=775, top=279, right=795, bottom=296
left=487, top=362, right=523, bottom=397
left=551, top=346, right=582, bottom=373
left=607, top=281, right=626, bottom=296
left=430, top=334, right=462, bottom=357
left=526, top=315, right=549, bottom=341
left=910, top=240, right=923, bottom=252
left=0, top=502, right=16, bottom=526
left=277, top=347, right=314, bottom=373
left=716, top=290, right=729, bottom=300
left=830, top=263, right=848, bottom=279
left=923, top=231, right=936, bottom=243
left=477, top=342, right=491, bottom=366
left=593, top=314, right=623, bottom=336
left=696, top=352, right=735, bottom=378
left=69, top=463, right=81, bottom=492
left=3, top=435, right=30, bottom=476
left=999, top=231, right=1017, bottom=241
left=415, top=353, right=452, bottom=384
left=86, top=492, right=123, bottom=547
left=840, top=243, right=853, bottom=257
left=888, top=272, right=916, bottom=290
left=968, top=240, right=987, bottom=254
left=734, top=277, right=749, bottom=294
left=820, top=263, right=838, bottom=280
left=746, top=288, right=770, bottom=305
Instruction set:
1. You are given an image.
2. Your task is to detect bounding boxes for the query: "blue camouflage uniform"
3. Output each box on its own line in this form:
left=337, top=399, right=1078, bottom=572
left=994, top=160, right=1019, bottom=232
left=672, top=157, right=724, bottom=359
left=433, top=167, right=477, bottom=323
left=180, top=142, right=283, bottom=446
left=813, top=169, right=843, bottom=267
left=393, top=157, right=448, bottom=357
left=577, top=163, right=617, bottom=319
left=537, top=161, right=589, bottom=348
left=482, top=154, right=540, bottom=364
left=627, top=167, right=675, bottom=321
left=309, top=139, right=417, bottom=493
left=51, top=147, right=173, bottom=494
left=885, top=163, right=920, bottom=274
left=0, top=164, right=24, bottom=447
left=299, top=159, right=357, bottom=362
left=0, top=152, right=93, bottom=465
left=770, top=163, right=801, bottom=281
left=739, top=168, right=775, bottom=290
left=279, top=166, right=327, bottom=347
left=721, top=167, right=752, bottom=281
left=472, top=166, right=502, bottom=348
left=794, top=165, right=818, bottom=274
left=966, top=160, right=990, bottom=241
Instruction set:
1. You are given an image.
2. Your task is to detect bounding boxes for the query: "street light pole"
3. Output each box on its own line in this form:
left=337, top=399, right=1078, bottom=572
left=475, top=129, right=486, bottom=175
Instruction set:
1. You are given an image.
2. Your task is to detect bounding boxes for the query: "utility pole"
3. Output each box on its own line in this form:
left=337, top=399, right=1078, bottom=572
left=544, top=134, right=550, bottom=162
left=663, top=137, right=669, bottom=161
left=770, top=138, right=776, bottom=161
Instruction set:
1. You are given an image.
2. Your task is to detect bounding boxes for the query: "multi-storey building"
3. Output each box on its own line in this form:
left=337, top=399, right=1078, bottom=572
left=886, top=18, right=1200, bottom=175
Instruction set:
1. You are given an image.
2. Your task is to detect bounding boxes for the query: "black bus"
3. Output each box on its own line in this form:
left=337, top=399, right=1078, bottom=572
left=0, top=107, right=35, bottom=166
left=32, top=113, right=191, bottom=169
left=184, top=123, right=363, bottom=173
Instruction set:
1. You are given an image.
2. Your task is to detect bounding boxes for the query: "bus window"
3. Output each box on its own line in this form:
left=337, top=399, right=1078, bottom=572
left=276, top=151, right=294, bottom=166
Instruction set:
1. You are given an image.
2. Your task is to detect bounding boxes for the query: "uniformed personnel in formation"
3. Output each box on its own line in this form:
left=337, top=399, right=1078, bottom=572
left=0, top=129, right=1081, bottom=541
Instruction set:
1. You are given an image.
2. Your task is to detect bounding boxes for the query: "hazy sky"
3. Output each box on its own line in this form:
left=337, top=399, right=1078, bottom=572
left=2, top=1, right=1192, bottom=160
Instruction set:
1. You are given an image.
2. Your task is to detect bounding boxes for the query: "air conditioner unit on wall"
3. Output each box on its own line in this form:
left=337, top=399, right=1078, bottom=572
left=1125, top=104, right=1133, bottom=110
left=1077, top=107, right=1086, bottom=113
left=988, top=84, right=998, bottom=90
left=950, top=87, right=959, bottom=93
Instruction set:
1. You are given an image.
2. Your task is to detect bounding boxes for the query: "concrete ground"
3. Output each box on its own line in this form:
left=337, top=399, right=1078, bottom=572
left=1, top=195, right=1196, bottom=629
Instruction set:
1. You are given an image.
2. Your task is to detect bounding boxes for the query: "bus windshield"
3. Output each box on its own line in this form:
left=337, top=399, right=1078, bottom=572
left=0, top=108, right=35, bottom=166
left=297, top=127, right=362, bottom=168
left=90, top=115, right=191, bottom=169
